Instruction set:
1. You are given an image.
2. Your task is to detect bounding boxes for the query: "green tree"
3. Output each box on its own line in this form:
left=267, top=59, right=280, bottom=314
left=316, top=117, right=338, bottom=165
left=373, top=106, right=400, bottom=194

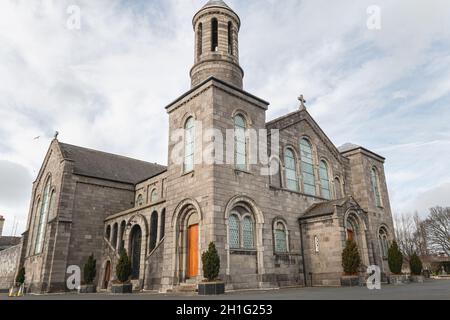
left=83, top=254, right=97, bottom=285
left=202, top=242, right=220, bottom=281
left=15, top=267, right=25, bottom=285
left=116, top=248, right=131, bottom=283
left=409, top=252, right=423, bottom=276
left=388, top=241, right=403, bottom=274
left=341, top=240, right=361, bottom=275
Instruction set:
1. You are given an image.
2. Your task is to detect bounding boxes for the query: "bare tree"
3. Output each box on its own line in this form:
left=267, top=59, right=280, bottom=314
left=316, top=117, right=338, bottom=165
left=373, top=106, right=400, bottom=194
left=394, top=212, right=428, bottom=259
left=424, top=207, right=450, bottom=256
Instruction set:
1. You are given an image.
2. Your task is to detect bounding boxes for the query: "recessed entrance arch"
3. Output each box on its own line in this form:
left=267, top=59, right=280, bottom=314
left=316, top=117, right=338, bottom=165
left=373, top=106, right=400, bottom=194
left=130, top=225, right=142, bottom=280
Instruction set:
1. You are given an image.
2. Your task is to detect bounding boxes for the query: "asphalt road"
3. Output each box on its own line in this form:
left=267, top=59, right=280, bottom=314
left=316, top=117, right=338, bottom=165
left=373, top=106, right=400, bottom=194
left=1, top=279, right=449, bottom=300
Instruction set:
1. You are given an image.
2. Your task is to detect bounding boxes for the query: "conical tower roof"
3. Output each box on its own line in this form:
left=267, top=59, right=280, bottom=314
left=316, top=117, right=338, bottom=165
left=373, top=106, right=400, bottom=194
left=202, top=0, right=231, bottom=10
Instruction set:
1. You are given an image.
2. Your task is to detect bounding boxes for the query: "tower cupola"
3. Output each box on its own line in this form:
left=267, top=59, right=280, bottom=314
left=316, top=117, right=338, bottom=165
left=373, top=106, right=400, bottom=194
left=191, top=0, right=244, bottom=89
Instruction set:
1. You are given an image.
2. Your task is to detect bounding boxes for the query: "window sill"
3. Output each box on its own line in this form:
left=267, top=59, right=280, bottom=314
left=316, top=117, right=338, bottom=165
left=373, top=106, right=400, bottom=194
left=230, top=249, right=257, bottom=255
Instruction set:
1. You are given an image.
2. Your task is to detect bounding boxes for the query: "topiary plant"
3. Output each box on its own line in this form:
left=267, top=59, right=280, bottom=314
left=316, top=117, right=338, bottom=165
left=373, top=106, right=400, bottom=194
left=342, top=240, right=361, bottom=275
left=409, top=252, right=423, bottom=276
left=15, top=267, right=25, bottom=285
left=388, top=241, right=403, bottom=274
left=116, top=248, right=132, bottom=283
left=202, top=242, right=220, bottom=282
left=83, top=254, right=97, bottom=285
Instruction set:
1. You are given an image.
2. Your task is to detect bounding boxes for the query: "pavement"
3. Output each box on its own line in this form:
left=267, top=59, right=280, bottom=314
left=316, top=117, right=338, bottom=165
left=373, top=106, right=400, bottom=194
left=1, top=279, right=449, bottom=300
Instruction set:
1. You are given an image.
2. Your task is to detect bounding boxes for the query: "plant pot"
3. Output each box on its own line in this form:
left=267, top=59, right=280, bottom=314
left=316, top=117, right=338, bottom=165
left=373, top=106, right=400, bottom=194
left=340, top=275, right=360, bottom=287
left=78, top=284, right=96, bottom=294
left=111, top=283, right=133, bottom=294
left=410, top=275, right=424, bottom=283
left=389, top=274, right=410, bottom=285
left=198, top=282, right=225, bottom=296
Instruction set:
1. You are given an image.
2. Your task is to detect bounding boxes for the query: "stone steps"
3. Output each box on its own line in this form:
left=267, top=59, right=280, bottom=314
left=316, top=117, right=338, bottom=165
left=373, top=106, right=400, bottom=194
left=174, top=283, right=198, bottom=293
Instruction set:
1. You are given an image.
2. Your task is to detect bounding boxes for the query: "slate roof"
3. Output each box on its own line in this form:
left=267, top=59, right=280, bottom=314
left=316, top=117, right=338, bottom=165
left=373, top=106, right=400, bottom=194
left=58, top=142, right=167, bottom=185
left=203, top=0, right=231, bottom=10
left=0, top=237, right=21, bottom=251
left=300, top=197, right=350, bottom=220
left=338, top=143, right=361, bottom=153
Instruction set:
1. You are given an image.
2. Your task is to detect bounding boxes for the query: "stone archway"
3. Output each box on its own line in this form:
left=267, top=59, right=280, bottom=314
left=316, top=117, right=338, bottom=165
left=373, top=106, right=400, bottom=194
left=344, top=210, right=370, bottom=266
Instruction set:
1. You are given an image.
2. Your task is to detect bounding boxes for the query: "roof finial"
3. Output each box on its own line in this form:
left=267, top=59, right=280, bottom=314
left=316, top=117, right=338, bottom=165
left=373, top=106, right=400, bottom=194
left=54, top=131, right=59, bottom=140
left=298, top=94, right=306, bottom=111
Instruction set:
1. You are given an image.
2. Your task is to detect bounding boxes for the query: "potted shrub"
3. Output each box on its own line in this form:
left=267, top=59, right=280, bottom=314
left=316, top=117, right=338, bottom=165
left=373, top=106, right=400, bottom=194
left=340, top=240, right=361, bottom=287
left=79, top=254, right=97, bottom=293
left=388, top=241, right=409, bottom=284
left=112, top=248, right=133, bottom=294
left=409, top=253, right=424, bottom=283
left=198, top=242, right=225, bottom=295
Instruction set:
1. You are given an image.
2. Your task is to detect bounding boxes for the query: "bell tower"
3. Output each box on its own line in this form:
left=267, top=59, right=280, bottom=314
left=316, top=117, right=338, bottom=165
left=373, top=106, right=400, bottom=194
left=191, top=0, right=244, bottom=89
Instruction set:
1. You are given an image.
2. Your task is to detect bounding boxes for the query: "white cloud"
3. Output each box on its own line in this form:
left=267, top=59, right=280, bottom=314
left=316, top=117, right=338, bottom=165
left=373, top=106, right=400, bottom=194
left=0, top=0, right=450, bottom=233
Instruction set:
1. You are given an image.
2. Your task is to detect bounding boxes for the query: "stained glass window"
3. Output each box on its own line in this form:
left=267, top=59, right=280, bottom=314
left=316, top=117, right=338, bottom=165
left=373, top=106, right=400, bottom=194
left=274, top=222, right=287, bottom=253
left=234, top=115, right=247, bottom=171
left=184, top=117, right=195, bottom=172
left=285, top=149, right=298, bottom=192
left=319, top=160, right=331, bottom=200
left=300, top=139, right=316, bottom=196
left=229, top=214, right=240, bottom=248
left=242, top=216, right=254, bottom=249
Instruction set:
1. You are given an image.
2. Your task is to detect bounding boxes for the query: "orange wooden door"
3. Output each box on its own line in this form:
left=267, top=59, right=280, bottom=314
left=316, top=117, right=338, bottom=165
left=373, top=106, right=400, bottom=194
left=347, top=229, right=354, bottom=242
left=188, top=224, right=199, bottom=278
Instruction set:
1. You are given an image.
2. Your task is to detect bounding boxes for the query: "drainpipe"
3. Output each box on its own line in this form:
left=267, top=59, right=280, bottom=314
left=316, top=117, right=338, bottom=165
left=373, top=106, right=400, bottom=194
left=299, top=220, right=309, bottom=287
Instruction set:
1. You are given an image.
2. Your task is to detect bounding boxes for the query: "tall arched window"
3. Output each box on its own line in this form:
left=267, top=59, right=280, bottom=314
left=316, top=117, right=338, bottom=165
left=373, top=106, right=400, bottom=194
left=119, top=221, right=126, bottom=250
left=228, top=21, right=233, bottom=55
left=197, top=23, right=203, bottom=58
left=105, top=225, right=111, bottom=241
left=149, top=211, right=158, bottom=252
left=160, top=209, right=166, bottom=241
left=228, top=214, right=240, bottom=249
left=211, top=18, right=218, bottom=52
left=184, top=117, right=195, bottom=172
left=234, top=115, right=247, bottom=171
left=300, top=139, right=316, bottom=196
left=378, top=227, right=389, bottom=259
left=334, top=177, right=343, bottom=199
left=284, top=148, right=298, bottom=192
left=371, top=168, right=382, bottom=207
left=319, top=160, right=331, bottom=199
left=112, top=223, right=118, bottom=248
left=150, top=189, right=158, bottom=203
left=274, top=221, right=288, bottom=253
left=34, top=178, right=52, bottom=254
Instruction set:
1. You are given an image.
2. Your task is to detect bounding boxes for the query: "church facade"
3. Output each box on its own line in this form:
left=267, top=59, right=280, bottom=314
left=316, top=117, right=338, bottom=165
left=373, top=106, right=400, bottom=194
left=18, top=0, right=395, bottom=293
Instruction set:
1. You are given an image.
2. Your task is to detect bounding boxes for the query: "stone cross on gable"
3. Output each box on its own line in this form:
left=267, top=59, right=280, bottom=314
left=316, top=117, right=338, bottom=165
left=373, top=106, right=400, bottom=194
left=298, top=94, right=306, bottom=110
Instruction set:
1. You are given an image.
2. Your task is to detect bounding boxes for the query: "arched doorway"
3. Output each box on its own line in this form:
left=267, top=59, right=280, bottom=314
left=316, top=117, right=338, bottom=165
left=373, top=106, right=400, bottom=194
left=344, top=211, right=370, bottom=266
left=103, top=261, right=111, bottom=289
left=130, top=225, right=142, bottom=280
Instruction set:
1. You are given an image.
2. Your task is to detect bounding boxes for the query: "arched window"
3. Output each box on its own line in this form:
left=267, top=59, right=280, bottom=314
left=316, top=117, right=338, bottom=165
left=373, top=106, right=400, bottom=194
left=274, top=221, right=288, bottom=253
left=149, top=211, right=158, bottom=252
left=229, top=214, right=240, bottom=249
left=300, top=139, right=316, bottom=196
left=319, top=160, right=331, bottom=200
left=184, top=117, right=195, bottom=172
left=119, top=221, right=126, bottom=250
left=150, top=189, right=158, bottom=203
left=234, top=115, right=247, bottom=171
left=105, top=225, right=111, bottom=241
left=334, top=177, right=343, bottom=199
left=379, top=227, right=389, bottom=259
left=371, top=168, right=382, bottom=207
left=242, top=216, right=254, bottom=249
left=284, top=149, right=299, bottom=192
left=160, top=209, right=166, bottom=241
left=197, top=23, right=203, bottom=58
left=112, top=223, right=118, bottom=248
left=136, top=194, right=144, bottom=206
left=34, top=178, right=52, bottom=254
left=228, top=21, right=233, bottom=55
left=211, top=18, right=218, bottom=52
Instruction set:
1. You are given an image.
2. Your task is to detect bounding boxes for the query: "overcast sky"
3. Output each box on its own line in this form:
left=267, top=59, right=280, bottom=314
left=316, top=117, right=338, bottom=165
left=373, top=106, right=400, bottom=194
left=1, top=0, right=449, bottom=236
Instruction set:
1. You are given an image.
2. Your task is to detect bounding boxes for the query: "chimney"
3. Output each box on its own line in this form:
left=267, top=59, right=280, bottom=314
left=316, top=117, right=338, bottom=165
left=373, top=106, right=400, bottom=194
left=0, top=215, right=4, bottom=237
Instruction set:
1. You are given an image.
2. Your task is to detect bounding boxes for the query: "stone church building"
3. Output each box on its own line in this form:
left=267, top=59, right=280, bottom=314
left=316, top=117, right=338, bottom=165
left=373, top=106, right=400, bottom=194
left=17, top=0, right=395, bottom=293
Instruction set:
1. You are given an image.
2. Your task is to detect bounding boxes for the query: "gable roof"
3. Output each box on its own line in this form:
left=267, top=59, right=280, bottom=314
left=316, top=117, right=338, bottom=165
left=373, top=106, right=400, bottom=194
left=58, top=142, right=167, bottom=185
left=300, top=197, right=350, bottom=220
